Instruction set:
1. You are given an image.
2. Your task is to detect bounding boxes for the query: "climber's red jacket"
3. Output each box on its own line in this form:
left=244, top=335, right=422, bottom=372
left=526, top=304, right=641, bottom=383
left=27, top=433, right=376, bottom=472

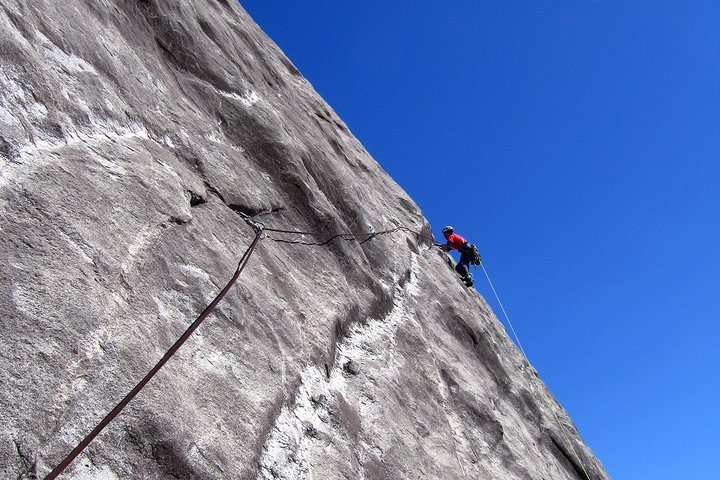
left=445, top=233, right=467, bottom=251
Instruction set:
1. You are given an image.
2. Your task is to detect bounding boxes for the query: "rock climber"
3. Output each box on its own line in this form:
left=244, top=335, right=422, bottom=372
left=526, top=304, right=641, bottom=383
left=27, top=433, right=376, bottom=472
left=437, top=225, right=481, bottom=287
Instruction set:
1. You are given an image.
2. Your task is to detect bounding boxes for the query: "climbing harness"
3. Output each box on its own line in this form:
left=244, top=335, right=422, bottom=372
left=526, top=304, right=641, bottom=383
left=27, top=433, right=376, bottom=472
left=479, top=261, right=592, bottom=480
left=45, top=214, right=429, bottom=479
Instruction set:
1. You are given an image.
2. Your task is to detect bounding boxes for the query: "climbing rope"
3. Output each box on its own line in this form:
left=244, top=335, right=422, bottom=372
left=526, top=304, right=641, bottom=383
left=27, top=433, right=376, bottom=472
left=479, top=262, right=528, bottom=360
left=263, top=225, right=432, bottom=246
left=478, top=261, right=592, bottom=480
left=46, top=223, right=264, bottom=480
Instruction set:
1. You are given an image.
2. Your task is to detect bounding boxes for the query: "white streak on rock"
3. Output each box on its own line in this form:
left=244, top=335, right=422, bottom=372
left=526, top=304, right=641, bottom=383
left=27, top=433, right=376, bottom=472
left=36, top=31, right=98, bottom=76
left=257, top=254, right=420, bottom=480
left=12, top=285, right=43, bottom=320
left=240, top=90, right=260, bottom=107
left=56, top=229, right=96, bottom=266
left=217, top=88, right=261, bottom=107
left=180, top=264, right=213, bottom=284
left=0, top=123, right=149, bottom=191
left=153, top=295, right=172, bottom=321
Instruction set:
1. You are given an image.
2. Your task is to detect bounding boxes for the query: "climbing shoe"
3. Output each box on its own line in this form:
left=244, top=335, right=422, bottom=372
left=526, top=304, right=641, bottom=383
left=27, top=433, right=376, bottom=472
left=463, top=274, right=474, bottom=287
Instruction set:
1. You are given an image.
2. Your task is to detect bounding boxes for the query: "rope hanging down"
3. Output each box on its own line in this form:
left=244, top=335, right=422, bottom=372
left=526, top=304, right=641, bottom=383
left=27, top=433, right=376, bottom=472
left=46, top=223, right=264, bottom=480
left=479, top=261, right=592, bottom=480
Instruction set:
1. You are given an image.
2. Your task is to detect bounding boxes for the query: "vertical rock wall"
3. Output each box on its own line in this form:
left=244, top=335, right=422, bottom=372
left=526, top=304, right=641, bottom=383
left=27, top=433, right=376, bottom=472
left=0, top=1, right=609, bottom=478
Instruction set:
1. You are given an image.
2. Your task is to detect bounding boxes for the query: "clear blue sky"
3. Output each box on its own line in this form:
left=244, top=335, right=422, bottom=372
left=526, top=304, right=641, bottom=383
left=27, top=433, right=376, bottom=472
left=241, top=2, right=720, bottom=478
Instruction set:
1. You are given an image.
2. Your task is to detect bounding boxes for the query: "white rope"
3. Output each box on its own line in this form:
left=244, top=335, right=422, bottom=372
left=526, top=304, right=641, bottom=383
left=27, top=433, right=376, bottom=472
left=478, top=260, right=592, bottom=480
left=479, top=262, right=528, bottom=360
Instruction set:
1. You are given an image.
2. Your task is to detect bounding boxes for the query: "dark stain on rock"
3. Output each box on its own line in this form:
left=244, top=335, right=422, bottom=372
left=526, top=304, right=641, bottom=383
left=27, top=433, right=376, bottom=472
left=202, top=181, right=225, bottom=203
left=443, top=312, right=511, bottom=391
left=549, top=434, right=592, bottom=480
left=13, top=438, right=37, bottom=480
left=342, top=359, right=360, bottom=376
left=4, top=7, right=32, bottom=42
left=415, top=422, right=431, bottom=438
left=125, top=421, right=212, bottom=479
left=280, top=56, right=301, bottom=77
left=196, top=17, right=218, bottom=44
left=136, top=0, right=235, bottom=93
left=446, top=312, right=480, bottom=348
left=406, top=237, right=420, bottom=254
left=211, top=0, right=232, bottom=13
left=333, top=392, right=362, bottom=441
left=516, top=387, right=543, bottom=428
left=325, top=307, right=357, bottom=374
left=363, top=453, right=397, bottom=480
left=187, top=190, right=206, bottom=207
left=217, top=112, right=228, bottom=129
left=455, top=391, right=505, bottom=450
left=0, top=137, right=13, bottom=160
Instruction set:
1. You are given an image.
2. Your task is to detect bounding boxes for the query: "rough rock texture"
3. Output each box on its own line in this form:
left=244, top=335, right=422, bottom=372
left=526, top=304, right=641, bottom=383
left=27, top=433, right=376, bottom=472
left=0, top=1, right=609, bottom=479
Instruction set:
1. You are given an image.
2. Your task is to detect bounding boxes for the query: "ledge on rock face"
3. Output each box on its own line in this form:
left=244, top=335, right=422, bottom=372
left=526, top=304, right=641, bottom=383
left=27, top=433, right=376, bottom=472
left=0, top=1, right=609, bottom=479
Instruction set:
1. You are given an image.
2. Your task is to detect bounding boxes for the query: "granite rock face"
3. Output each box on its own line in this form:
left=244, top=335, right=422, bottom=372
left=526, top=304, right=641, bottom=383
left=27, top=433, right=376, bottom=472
left=0, top=1, right=609, bottom=479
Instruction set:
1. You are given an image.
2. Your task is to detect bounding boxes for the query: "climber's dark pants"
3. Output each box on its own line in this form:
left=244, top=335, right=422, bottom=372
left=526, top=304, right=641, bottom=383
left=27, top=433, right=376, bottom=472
left=456, top=249, right=472, bottom=278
